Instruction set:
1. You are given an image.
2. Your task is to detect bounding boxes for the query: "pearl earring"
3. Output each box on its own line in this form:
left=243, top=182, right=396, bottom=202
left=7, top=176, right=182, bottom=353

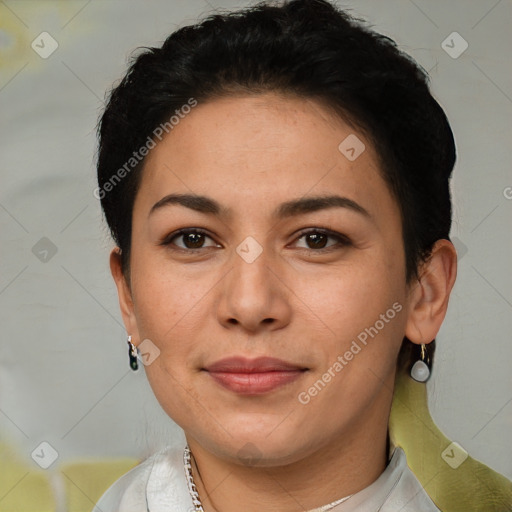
left=410, top=343, right=431, bottom=382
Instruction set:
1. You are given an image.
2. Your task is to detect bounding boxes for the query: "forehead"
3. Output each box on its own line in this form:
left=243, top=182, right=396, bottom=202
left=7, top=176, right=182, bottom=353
left=135, top=93, right=398, bottom=224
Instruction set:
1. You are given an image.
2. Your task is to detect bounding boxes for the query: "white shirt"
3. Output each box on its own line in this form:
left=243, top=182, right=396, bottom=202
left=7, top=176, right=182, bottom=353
left=93, top=445, right=440, bottom=512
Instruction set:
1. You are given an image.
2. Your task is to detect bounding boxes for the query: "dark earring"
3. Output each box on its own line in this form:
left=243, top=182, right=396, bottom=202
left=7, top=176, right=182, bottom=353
left=410, top=343, right=431, bottom=382
left=127, top=335, right=139, bottom=371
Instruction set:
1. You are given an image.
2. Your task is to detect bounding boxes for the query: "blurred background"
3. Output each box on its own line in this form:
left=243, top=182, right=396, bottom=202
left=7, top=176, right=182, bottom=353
left=1, top=0, right=511, bottom=509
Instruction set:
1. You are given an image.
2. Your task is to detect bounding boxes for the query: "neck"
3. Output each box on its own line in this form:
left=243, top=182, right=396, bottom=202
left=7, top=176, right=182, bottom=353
left=186, top=396, right=391, bottom=512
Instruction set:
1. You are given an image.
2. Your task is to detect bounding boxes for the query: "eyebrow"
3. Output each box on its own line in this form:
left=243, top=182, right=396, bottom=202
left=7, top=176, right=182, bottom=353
left=149, top=193, right=371, bottom=220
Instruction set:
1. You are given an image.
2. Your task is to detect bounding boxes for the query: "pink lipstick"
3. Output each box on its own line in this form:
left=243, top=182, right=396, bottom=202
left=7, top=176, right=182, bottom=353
left=204, top=356, right=307, bottom=395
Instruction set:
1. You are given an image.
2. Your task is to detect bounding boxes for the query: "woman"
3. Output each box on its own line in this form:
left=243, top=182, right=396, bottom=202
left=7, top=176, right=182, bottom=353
left=93, top=1, right=510, bottom=510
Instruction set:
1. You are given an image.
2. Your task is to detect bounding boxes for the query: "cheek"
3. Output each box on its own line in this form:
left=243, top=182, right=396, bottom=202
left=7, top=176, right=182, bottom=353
left=294, top=251, right=407, bottom=404
left=130, top=244, right=208, bottom=340
left=304, top=253, right=404, bottom=334
left=293, top=266, right=406, bottom=433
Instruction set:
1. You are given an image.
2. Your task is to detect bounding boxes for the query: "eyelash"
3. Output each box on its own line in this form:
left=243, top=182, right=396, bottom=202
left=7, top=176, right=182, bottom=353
left=159, top=227, right=351, bottom=253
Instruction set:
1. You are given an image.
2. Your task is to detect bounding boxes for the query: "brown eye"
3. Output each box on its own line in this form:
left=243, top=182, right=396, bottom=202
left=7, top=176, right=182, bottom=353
left=293, top=229, right=351, bottom=251
left=161, top=229, right=219, bottom=251
left=304, top=232, right=329, bottom=249
left=180, top=232, right=206, bottom=249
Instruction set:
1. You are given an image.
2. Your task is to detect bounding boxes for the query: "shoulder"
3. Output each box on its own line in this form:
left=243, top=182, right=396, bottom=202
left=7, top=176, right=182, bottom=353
left=92, top=444, right=193, bottom=512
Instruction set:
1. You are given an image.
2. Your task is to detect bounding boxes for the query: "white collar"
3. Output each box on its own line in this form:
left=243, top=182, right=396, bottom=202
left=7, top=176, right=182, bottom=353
left=96, top=444, right=439, bottom=511
left=143, top=445, right=439, bottom=512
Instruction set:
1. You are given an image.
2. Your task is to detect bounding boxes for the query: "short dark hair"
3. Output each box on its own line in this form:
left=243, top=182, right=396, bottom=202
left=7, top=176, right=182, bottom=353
left=96, top=0, right=456, bottom=374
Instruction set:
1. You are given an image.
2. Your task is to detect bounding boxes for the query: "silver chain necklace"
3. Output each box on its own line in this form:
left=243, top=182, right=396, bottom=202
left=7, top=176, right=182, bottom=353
left=184, top=445, right=205, bottom=511
left=183, top=445, right=352, bottom=512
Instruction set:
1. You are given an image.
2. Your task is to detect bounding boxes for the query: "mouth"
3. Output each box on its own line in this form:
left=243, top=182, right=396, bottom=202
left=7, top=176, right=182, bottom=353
left=203, top=356, right=308, bottom=395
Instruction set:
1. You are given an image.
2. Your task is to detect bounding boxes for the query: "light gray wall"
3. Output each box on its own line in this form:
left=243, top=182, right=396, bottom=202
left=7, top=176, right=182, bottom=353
left=1, top=0, right=510, bottom=482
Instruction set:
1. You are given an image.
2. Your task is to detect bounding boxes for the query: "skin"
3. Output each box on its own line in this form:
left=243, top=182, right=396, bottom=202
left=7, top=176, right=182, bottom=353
left=110, top=93, right=457, bottom=511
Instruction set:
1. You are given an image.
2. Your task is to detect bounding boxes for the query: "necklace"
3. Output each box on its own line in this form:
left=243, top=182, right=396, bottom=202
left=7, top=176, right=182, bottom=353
left=184, top=445, right=204, bottom=511
left=183, top=445, right=352, bottom=512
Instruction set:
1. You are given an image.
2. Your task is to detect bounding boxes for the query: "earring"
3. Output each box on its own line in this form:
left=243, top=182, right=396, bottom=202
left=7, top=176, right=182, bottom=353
left=410, top=343, right=431, bottom=382
left=127, top=335, right=139, bottom=371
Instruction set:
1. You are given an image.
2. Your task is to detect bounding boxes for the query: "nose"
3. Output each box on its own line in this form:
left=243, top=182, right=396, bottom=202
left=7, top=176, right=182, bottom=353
left=216, top=244, right=292, bottom=334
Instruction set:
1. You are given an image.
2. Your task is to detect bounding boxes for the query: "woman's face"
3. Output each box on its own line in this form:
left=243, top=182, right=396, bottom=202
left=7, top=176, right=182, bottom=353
left=118, top=93, right=414, bottom=465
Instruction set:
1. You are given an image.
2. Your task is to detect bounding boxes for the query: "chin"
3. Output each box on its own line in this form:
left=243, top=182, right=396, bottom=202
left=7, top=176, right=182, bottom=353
left=191, top=418, right=320, bottom=468
left=222, top=439, right=310, bottom=468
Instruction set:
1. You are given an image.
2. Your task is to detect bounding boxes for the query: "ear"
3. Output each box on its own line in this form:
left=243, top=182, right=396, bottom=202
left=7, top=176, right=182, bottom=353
left=110, top=247, right=141, bottom=345
left=405, top=239, right=457, bottom=345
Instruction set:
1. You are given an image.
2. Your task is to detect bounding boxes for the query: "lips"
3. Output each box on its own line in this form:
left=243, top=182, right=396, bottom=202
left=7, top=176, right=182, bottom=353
left=204, top=356, right=307, bottom=395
